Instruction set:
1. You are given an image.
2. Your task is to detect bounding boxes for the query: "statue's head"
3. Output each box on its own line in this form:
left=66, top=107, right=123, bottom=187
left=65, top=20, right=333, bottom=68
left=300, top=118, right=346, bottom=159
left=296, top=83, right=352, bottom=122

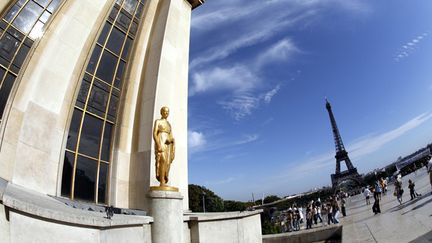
left=160, top=106, right=169, bottom=118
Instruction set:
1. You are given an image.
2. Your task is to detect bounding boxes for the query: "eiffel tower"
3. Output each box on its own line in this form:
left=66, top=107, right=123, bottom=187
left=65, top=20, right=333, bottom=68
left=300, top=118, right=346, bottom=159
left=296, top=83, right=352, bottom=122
left=325, top=98, right=363, bottom=189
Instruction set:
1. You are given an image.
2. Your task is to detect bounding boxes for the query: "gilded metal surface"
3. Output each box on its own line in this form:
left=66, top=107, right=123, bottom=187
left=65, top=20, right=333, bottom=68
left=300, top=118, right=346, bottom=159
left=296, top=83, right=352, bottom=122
left=150, top=185, right=179, bottom=192
left=153, top=106, right=176, bottom=190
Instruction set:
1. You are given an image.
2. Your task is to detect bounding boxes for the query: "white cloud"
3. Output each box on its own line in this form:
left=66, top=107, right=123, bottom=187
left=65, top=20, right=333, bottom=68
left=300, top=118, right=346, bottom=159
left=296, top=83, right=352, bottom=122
left=190, top=14, right=308, bottom=70
left=235, top=134, right=259, bottom=145
left=219, top=94, right=260, bottom=120
left=217, top=84, right=282, bottom=120
left=348, top=112, right=432, bottom=158
left=394, top=32, right=429, bottom=61
left=188, top=131, right=259, bottom=157
left=190, top=61, right=282, bottom=120
left=189, top=65, right=259, bottom=96
left=263, top=85, right=281, bottom=103
left=190, top=0, right=370, bottom=69
left=189, top=0, right=370, bottom=119
left=255, top=39, right=299, bottom=68
left=188, top=130, right=207, bottom=152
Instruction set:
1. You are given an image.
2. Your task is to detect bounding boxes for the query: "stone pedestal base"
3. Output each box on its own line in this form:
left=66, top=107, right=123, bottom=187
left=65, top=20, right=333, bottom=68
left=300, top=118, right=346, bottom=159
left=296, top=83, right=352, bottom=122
left=148, top=190, right=183, bottom=243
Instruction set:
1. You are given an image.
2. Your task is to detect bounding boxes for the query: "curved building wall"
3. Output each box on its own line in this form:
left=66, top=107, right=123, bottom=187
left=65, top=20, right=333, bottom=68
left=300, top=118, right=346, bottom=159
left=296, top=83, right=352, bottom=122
left=0, top=0, right=192, bottom=211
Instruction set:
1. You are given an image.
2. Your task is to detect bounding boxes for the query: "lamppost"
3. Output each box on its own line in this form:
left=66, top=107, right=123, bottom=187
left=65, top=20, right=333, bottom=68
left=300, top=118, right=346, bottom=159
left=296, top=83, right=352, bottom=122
left=202, top=191, right=206, bottom=213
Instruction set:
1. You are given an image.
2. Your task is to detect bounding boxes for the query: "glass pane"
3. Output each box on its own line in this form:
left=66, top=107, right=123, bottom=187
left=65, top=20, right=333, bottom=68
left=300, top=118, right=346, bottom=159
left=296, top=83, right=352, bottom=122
left=0, top=67, right=5, bottom=80
left=17, top=0, right=27, bottom=7
left=47, top=0, right=62, bottom=13
left=98, top=163, right=108, bottom=204
left=12, top=42, right=30, bottom=69
left=86, top=45, right=102, bottom=74
left=66, top=109, right=82, bottom=150
left=39, top=11, right=51, bottom=23
left=60, top=151, right=75, bottom=197
left=108, top=7, right=118, bottom=22
left=0, top=20, right=7, bottom=30
left=101, top=123, right=112, bottom=161
left=74, top=155, right=97, bottom=202
left=114, top=60, right=125, bottom=88
left=29, top=20, right=44, bottom=39
left=12, top=1, right=44, bottom=34
left=79, top=113, right=103, bottom=158
left=35, top=0, right=51, bottom=8
left=130, top=21, right=137, bottom=36
left=4, top=4, right=20, bottom=23
left=106, top=26, right=125, bottom=55
left=136, top=3, right=143, bottom=18
left=88, top=79, right=110, bottom=117
left=116, top=0, right=123, bottom=5
left=24, top=36, right=33, bottom=46
left=0, top=72, right=16, bottom=118
left=7, top=26, right=25, bottom=42
left=0, top=32, right=20, bottom=63
left=107, top=89, right=119, bottom=121
left=116, top=10, right=130, bottom=32
left=95, top=50, right=117, bottom=83
left=121, top=37, right=131, bottom=59
left=76, top=74, right=91, bottom=108
left=123, top=0, right=138, bottom=15
left=97, top=23, right=111, bottom=45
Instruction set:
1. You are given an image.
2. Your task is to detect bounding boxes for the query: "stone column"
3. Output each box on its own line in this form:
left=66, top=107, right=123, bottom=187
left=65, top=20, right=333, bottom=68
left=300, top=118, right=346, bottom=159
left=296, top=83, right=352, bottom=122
left=148, top=190, right=183, bottom=243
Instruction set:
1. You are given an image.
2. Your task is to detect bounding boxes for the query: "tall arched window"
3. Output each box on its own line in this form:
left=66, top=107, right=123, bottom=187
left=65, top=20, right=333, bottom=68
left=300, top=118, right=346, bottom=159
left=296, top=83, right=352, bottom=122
left=0, top=0, right=63, bottom=123
left=61, top=0, right=145, bottom=204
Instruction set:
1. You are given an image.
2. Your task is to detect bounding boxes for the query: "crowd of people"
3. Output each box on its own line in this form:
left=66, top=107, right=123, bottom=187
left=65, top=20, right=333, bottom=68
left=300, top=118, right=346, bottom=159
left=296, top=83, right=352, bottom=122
left=274, top=161, right=432, bottom=234
left=277, top=195, right=347, bottom=232
left=363, top=161, right=432, bottom=214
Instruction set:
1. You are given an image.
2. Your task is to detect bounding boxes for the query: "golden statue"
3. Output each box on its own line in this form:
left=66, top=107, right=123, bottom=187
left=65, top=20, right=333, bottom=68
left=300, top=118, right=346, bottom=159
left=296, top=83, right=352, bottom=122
left=151, top=106, right=178, bottom=191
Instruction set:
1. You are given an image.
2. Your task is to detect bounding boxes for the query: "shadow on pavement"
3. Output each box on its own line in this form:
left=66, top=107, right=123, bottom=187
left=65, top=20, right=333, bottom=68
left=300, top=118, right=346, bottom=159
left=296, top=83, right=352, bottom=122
left=408, top=230, right=432, bottom=243
left=401, top=197, right=432, bottom=215
left=388, top=193, right=432, bottom=213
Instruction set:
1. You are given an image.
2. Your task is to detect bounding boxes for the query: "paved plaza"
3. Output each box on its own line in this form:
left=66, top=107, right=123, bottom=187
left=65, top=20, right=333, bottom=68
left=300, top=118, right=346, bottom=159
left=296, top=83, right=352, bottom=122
left=341, top=168, right=432, bottom=242
left=263, top=167, right=432, bottom=242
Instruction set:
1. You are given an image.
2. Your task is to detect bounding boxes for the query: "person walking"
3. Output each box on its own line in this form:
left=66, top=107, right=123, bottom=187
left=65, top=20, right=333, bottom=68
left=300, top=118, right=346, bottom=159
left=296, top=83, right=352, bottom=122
left=374, top=180, right=382, bottom=201
left=408, top=179, right=416, bottom=200
left=380, top=178, right=387, bottom=195
left=428, top=160, right=432, bottom=194
left=364, top=187, right=372, bottom=205
left=331, top=198, right=340, bottom=224
left=341, top=198, right=346, bottom=217
left=287, top=208, right=294, bottom=232
left=306, top=205, right=313, bottom=229
left=293, top=207, right=300, bottom=231
left=372, top=193, right=381, bottom=214
left=394, top=174, right=404, bottom=205
left=326, top=202, right=334, bottom=225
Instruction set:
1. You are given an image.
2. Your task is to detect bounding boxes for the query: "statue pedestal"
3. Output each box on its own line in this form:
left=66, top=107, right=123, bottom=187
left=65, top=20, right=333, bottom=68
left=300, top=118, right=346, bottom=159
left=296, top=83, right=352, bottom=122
left=148, top=190, right=183, bottom=243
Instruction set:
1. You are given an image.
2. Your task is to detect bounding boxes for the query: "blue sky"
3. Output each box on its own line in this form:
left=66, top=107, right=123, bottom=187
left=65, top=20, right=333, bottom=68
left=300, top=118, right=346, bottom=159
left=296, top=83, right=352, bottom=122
left=187, top=0, right=432, bottom=201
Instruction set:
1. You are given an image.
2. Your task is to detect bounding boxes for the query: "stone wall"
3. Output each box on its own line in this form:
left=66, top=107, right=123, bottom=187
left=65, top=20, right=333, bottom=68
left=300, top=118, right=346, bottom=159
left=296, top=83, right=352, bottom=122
left=185, top=211, right=263, bottom=243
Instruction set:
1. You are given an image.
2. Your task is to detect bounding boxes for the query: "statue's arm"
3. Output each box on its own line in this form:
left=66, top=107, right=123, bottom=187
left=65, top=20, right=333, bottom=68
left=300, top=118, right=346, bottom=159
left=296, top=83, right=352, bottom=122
left=153, top=120, right=161, bottom=151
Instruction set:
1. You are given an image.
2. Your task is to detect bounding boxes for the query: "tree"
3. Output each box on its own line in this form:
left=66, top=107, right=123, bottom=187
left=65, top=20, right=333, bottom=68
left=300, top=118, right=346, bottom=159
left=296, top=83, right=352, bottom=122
left=223, top=200, right=247, bottom=212
left=263, top=195, right=281, bottom=204
left=188, top=184, right=224, bottom=212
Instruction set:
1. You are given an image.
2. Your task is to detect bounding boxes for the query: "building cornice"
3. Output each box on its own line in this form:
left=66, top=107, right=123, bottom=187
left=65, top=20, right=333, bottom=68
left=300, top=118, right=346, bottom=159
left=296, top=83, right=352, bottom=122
left=187, top=0, right=204, bottom=10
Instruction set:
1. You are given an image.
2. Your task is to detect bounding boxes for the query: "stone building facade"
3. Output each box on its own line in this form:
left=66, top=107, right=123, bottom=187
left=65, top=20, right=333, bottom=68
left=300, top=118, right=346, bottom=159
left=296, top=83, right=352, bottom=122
left=0, top=0, right=262, bottom=242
